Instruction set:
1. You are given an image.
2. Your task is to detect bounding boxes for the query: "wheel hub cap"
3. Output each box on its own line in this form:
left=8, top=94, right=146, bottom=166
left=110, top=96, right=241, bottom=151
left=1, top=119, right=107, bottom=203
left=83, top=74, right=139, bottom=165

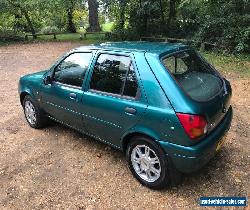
left=24, top=101, right=36, bottom=125
left=140, top=158, right=150, bottom=171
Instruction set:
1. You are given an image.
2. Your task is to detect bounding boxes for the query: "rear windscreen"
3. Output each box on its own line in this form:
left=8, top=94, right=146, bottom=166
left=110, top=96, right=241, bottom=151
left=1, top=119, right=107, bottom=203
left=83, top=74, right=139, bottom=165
left=162, top=50, right=222, bottom=101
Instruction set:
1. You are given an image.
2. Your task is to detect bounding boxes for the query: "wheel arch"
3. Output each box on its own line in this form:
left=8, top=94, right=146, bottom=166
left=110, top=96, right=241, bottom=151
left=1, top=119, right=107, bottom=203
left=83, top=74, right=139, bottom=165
left=20, top=91, right=30, bottom=105
left=121, top=128, right=161, bottom=153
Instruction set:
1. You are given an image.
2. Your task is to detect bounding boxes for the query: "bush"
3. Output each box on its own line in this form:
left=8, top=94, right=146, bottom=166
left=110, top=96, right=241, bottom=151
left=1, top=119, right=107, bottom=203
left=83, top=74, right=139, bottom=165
left=235, top=27, right=250, bottom=53
left=0, top=29, right=24, bottom=42
left=112, top=26, right=140, bottom=41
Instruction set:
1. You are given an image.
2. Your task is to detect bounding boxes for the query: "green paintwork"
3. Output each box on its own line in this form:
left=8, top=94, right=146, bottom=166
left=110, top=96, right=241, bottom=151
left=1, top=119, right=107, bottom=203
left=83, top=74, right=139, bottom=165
left=18, top=42, right=232, bottom=173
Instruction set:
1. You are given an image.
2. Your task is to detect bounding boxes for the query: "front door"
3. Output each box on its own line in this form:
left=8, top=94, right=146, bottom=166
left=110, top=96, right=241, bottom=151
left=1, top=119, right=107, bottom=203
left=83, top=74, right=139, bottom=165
left=41, top=52, right=93, bottom=131
left=81, top=52, right=148, bottom=148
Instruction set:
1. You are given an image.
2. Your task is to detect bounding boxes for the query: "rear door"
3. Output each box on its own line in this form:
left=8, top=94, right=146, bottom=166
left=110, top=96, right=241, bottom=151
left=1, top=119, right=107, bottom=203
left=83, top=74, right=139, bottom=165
left=81, top=52, right=147, bottom=148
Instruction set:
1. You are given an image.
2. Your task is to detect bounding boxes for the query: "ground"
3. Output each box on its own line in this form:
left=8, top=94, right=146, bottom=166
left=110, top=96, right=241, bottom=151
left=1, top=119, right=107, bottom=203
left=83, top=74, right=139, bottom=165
left=0, top=42, right=249, bottom=210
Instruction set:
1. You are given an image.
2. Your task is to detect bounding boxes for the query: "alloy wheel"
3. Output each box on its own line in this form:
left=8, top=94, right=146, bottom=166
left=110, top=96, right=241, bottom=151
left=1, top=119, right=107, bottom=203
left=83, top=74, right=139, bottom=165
left=131, top=145, right=161, bottom=183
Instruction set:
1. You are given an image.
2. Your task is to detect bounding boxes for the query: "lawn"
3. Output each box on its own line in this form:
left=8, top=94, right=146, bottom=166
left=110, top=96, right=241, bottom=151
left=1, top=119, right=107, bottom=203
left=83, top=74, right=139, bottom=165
left=203, top=52, right=250, bottom=77
left=32, top=33, right=108, bottom=44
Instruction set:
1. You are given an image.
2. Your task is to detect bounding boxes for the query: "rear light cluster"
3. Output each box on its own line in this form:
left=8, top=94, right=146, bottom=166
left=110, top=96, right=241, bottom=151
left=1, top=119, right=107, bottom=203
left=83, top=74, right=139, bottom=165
left=176, top=113, right=208, bottom=139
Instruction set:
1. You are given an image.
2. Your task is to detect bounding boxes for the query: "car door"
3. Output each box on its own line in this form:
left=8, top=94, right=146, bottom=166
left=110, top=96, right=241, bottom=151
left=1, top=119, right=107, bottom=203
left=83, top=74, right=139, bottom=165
left=41, top=52, right=93, bottom=131
left=81, top=52, right=148, bottom=148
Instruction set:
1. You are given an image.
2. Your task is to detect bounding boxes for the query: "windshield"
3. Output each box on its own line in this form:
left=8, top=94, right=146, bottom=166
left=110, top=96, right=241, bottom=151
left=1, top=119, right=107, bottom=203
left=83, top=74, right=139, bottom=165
left=162, top=50, right=223, bottom=101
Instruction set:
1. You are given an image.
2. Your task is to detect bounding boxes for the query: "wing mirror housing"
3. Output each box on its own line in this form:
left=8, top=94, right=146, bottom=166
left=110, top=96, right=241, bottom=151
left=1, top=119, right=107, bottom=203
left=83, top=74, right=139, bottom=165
left=44, top=75, right=52, bottom=85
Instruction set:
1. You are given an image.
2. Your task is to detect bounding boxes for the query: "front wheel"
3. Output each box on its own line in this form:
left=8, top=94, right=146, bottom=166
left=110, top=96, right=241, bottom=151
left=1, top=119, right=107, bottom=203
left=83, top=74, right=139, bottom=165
left=23, top=95, right=48, bottom=129
left=126, top=136, right=181, bottom=189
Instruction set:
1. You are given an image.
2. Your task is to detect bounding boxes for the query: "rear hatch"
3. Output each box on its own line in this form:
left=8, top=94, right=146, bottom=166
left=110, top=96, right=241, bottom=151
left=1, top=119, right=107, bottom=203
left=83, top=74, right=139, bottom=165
left=161, top=50, right=232, bottom=135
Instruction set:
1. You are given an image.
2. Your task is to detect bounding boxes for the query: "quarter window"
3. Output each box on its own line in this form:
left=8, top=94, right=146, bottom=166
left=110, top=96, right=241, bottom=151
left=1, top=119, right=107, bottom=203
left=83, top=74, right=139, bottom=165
left=163, top=54, right=188, bottom=74
left=90, top=54, right=138, bottom=98
left=54, top=53, right=92, bottom=87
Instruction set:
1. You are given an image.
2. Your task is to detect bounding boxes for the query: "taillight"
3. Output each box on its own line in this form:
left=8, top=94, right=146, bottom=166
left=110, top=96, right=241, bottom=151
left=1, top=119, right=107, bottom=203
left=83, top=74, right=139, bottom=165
left=176, top=113, right=207, bottom=139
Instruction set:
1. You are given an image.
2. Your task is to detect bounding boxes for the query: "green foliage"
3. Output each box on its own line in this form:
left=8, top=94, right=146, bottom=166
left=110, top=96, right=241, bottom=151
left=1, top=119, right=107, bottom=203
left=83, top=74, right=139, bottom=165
left=0, top=0, right=249, bottom=53
left=73, top=9, right=88, bottom=30
left=106, top=0, right=250, bottom=53
left=235, top=27, right=250, bottom=53
left=0, top=29, right=24, bottom=42
left=102, top=22, right=114, bottom=32
left=40, top=26, right=60, bottom=34
left=179, top=0, right=250, bottom=53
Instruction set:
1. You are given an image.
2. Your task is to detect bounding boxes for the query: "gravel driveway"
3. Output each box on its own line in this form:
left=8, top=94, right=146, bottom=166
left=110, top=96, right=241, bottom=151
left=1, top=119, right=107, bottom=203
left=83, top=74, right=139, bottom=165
left=0, top=42, right=249, bottom=209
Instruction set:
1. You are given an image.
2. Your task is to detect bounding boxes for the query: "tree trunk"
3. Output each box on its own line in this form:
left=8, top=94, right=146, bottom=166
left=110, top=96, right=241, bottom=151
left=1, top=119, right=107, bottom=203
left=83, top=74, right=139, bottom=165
left=168, top=0, right=176, bottom=25
left=159, top=0, right=165, bottom=23
left=67, top=5, right=76, bottom=33
left=159, top=0, right=166, bottom=34
left=20, top=7, right=36, bottom=38
left=139, top=0, right=148, bottom=37
left=142, top=14, right=148, bottom=36
left=87, top=0, right=101, bottom=32
left=119, top=0, right=126, bottom=29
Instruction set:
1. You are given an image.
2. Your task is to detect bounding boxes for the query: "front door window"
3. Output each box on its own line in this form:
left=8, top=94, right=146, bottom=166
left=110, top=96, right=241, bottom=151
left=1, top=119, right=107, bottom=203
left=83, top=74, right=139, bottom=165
left=54, top=52, right=92, bottom=87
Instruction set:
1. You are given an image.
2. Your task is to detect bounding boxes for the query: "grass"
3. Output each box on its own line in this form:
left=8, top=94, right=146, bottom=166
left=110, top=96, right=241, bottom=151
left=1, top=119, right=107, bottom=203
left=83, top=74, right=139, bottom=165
left=25, top=32, right=108, bottom=45
left=203, top=52, right=250, bottom=77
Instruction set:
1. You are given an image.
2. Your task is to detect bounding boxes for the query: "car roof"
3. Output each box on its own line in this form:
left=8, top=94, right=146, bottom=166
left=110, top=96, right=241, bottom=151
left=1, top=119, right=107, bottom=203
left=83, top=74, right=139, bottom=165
left=74, top=41, right=189, bottom=56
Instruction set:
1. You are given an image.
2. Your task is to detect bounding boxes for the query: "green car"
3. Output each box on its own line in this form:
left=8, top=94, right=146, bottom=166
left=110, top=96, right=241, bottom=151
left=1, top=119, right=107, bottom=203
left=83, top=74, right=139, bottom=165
left=18, top=42, right=232, bottom=189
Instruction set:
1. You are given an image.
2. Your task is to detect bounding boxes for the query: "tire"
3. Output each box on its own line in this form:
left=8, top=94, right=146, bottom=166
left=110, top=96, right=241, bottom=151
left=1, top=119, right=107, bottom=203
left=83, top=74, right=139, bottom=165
left=126, top=136, right=182, bottom=190
left=22, top=95, right=48, bottom=129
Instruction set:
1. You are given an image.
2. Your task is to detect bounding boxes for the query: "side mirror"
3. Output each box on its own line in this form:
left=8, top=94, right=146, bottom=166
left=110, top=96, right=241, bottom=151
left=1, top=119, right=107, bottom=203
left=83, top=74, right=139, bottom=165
left=43, top=75, right=52, bottom=85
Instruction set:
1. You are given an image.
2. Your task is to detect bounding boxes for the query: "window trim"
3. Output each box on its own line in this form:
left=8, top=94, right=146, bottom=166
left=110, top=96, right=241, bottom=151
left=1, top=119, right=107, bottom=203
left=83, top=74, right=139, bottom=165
left=52, top=81, right=83, bottom=90
left=52, top=51, right=93, bottom=89
left=88, top=88, right=141, bottom=101
left=87, top=52, right=141, bottom=100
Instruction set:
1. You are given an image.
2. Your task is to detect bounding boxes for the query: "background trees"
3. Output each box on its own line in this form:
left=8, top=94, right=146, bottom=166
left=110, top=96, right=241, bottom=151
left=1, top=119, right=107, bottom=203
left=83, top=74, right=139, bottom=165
left=0, top=0, right=249, bottom=53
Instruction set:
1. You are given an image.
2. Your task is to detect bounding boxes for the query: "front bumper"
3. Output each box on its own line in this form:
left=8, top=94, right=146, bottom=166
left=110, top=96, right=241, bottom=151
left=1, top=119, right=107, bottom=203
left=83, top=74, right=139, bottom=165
left=159, top=106, right=233, bottom=173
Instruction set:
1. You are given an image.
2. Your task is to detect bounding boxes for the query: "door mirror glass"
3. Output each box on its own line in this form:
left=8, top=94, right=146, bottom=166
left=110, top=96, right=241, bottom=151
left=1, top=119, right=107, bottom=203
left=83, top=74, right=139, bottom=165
left=44, top=75, right=52, bottom=85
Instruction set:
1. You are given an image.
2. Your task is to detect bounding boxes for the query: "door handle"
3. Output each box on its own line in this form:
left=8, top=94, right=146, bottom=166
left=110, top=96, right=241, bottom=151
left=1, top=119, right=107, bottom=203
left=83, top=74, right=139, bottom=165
left=125, top=107, right=137, bottom=115
left=69, top=93, right=77, bottom=100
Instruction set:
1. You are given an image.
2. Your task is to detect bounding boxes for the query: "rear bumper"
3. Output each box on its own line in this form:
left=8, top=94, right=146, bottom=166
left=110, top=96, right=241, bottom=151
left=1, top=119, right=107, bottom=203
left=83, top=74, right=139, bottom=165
left=159, top=106, right=233, bottom=173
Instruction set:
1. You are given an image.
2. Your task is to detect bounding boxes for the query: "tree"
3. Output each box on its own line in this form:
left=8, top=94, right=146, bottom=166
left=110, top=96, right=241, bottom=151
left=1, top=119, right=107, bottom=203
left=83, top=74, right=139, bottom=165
left=5, top=0, right=37, bottom=37
left=118, top=0, right=127, bottom=29
left=87, top=0, right=101, bottom=32
left=168, top=0, right=176, bottom=26
left=64, top=0, right=77, bottom=33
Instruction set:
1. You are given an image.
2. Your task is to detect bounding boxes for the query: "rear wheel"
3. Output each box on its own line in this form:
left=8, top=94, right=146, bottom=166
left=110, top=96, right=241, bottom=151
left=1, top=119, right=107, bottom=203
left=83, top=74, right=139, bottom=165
left=126, top=136, right=181, bottom=189
left=23, top=95, right=48, bottom=129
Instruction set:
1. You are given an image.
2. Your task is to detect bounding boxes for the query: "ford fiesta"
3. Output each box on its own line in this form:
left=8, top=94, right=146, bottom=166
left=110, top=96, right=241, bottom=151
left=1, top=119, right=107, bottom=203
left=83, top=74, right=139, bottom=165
left=18, top=42, right=232, bottom=189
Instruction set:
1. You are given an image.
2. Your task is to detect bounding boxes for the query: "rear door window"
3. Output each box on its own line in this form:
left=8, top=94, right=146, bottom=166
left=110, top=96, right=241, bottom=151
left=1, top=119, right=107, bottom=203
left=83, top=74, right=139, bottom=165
left=162, top=50, right=222, bottom=101
left=89, top=53, right=139, bottom=98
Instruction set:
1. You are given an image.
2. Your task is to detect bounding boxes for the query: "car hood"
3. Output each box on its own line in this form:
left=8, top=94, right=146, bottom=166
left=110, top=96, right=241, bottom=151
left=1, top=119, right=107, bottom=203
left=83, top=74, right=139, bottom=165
left=21, top=70, right=48, bottom=81
left=19, top=70, right=48, bottom=94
